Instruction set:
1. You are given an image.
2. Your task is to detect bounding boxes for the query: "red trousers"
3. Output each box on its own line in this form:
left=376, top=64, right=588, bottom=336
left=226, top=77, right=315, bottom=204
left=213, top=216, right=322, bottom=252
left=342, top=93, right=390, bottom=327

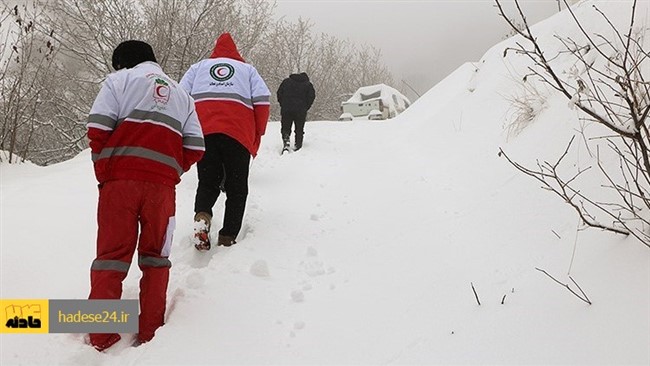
left=89, top=180, right=175, bottom=349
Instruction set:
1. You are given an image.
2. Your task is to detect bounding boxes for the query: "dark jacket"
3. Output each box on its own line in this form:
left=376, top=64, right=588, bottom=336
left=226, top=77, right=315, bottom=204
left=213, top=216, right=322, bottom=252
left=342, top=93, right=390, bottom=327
left=277, top=73, right=315, bottom=113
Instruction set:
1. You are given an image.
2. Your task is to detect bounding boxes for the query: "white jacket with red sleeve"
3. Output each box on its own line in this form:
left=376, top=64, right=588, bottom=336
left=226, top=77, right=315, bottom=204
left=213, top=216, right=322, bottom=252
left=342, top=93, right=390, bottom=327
left=179, top=33, right=270, bottom=156
left=87, top=61, right=205, bottom=187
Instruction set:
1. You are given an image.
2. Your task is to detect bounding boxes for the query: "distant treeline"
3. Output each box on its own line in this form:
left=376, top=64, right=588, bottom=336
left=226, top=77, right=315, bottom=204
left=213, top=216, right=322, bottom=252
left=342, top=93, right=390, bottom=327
left=1, top=0, right=393, bottom=165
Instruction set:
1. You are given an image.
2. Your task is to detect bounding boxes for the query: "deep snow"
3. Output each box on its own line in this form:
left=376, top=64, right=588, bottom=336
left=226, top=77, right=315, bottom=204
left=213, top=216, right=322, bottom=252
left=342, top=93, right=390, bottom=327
left=1, top=1, right=649, bottom=364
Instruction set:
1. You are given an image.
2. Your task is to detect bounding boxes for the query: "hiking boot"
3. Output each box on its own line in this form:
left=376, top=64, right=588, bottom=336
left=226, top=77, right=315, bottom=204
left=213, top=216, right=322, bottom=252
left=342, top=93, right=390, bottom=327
left=282, top=135, right=290, bottom=149
left=217, top=234, right=237, bottom=247
left=294, top=134, right=303, bottom=151
left=193, top=212, right=212, bottom=251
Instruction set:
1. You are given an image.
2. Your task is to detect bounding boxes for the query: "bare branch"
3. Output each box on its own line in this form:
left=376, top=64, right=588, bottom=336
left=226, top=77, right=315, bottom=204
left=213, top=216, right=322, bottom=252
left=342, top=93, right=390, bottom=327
left=471, top=282, right=481, bottom=306
left=535, top=267, right=592, bottom=305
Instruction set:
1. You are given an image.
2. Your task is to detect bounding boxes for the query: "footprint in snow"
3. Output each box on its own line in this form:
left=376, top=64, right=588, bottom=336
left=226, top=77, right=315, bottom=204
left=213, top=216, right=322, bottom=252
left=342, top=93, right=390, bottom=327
left=291, top=290, right=305, bottom=303
left=250, top=260, right=270, bottom=277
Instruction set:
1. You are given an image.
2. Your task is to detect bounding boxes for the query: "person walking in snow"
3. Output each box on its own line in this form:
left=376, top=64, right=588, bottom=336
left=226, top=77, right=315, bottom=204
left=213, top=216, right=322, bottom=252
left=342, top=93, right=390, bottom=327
left=277, top=72, right=315, bottom=151
left=86, top=40, right=205, bottom=351
left=179, top=32, right=270, bottom=251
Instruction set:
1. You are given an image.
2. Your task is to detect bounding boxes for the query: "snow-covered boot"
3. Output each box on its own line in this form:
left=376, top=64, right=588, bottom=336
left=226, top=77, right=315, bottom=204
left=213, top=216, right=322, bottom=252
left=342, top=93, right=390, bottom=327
left=192, top=212, right=212, bottom=251
left=217, top=234, right=236, bottom=247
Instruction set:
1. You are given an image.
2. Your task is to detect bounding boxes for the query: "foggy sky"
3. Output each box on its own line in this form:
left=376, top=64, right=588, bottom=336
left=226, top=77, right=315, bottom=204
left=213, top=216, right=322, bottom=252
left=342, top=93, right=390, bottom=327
left=274, top=0, right=560, bottom=99
left=5, top=0, right=560, bottom=100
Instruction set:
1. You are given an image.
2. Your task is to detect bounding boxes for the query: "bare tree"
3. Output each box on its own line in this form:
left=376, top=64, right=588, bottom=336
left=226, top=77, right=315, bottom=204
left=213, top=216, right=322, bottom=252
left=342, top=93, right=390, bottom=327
left=308, top=40, right=394, bottom=120
left=251, top=17, right=318, bottom=86
left=253, top=18, right=394, bottom=121
left=2, top=0, right=395, bottom=164
left=22, top=0, right=274, bottom=165
left=232, top=0, right=277, bottom=57
left=351, top=46, right=394, bottom=88
left=0, top=2, right=84, bottom=164
left=306, top=34, right=360, bottom=120
left=138, top=0, right=274, bottom=80
left=496, top=0, right=650, bottom=248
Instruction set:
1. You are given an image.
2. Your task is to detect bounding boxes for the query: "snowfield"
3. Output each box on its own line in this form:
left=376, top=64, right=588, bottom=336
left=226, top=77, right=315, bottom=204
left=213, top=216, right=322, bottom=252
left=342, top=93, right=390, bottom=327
left=1, top=1, right=649, bottom=364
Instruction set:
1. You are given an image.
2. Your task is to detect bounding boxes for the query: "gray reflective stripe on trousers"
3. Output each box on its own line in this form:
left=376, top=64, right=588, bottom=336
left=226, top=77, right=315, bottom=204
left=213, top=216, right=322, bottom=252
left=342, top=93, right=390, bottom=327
left=183, top=136, right=205, bottom=149
left=88, top=114, right=117, bottom=130
left=138, top=255, right=172, bottom=268
left=91, top=259, right=130, bottom=272
left=192, top=92, right=254, bottom=108
left=252, top=95, right=270, bottom=104
left=97, top=146, right=183, bottom=175
left=116, top=110, right=183, bottom=133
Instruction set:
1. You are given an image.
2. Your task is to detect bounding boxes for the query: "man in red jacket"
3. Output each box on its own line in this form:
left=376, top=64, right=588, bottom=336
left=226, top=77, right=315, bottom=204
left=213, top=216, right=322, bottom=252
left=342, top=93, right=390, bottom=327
left=180, top=33, right=270, bottom=250
left=86, top=40, right=204, bottom=351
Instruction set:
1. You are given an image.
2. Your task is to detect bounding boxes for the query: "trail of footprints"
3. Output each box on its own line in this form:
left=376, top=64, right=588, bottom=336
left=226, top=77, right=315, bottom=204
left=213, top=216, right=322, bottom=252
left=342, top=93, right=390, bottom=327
left=289, top=245, right=337, bottom=301
left=250, top=245, right=338, bottom=340
left=170, top=243, right=338, bottom=341
left=285, top=245, right=338, bottom=340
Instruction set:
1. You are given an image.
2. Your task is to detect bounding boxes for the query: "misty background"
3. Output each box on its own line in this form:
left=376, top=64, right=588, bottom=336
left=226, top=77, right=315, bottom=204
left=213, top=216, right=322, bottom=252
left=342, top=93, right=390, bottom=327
left=274, top=0, right=562, bottom=100
left=1, top=0, right=565, bottom=166
left=3, top=0, right=567, bottom=100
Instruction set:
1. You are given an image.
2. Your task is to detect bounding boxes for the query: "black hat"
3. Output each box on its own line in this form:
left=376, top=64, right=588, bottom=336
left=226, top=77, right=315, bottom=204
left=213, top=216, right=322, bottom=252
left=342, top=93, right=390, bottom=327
left=111, top=40, right=157, bottom=71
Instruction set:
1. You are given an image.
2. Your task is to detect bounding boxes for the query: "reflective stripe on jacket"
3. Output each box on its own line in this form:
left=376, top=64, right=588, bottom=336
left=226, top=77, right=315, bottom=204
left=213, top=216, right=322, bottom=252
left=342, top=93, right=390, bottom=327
left=179, top=33, right=270, bottom=156
left=87, top=62, right=205, bottom=187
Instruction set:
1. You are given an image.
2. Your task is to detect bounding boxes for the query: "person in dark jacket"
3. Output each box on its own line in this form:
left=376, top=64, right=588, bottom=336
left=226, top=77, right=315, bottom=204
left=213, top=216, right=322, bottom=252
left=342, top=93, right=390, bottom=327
left=277, top=72, right=315, bottom=151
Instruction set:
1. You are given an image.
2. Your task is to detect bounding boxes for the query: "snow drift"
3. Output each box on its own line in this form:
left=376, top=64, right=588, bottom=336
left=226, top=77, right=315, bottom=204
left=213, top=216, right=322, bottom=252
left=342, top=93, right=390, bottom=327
left=1, top=1, right=648, bottom=364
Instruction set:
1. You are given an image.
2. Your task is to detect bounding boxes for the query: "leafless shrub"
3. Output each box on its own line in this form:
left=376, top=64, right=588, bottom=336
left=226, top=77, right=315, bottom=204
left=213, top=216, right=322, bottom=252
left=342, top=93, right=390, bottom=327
left=496, top=0, right=650, bottom=249
left=504, top=81, right=548, bottom=139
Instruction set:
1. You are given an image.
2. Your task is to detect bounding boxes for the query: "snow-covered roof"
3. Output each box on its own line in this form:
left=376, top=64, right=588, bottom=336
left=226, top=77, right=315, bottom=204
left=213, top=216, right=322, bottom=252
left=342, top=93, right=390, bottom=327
left=343, top=83, right=411, bottom=108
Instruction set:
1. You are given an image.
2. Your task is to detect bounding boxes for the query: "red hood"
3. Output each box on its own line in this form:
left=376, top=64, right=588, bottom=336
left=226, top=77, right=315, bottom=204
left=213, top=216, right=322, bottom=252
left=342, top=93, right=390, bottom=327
left=209, top=33, right=245, bottom=62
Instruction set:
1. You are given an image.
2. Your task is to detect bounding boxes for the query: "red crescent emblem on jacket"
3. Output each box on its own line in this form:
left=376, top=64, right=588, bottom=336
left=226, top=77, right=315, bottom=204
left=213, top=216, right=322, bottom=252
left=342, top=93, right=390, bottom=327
left=155, top=85, right=169, bottom=98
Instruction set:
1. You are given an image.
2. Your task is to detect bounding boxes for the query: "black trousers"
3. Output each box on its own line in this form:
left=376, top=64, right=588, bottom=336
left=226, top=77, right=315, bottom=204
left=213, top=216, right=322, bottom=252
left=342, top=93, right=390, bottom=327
left=280, top=109, right=307, bottom=144
left=194, top=133, right=250, bottom=238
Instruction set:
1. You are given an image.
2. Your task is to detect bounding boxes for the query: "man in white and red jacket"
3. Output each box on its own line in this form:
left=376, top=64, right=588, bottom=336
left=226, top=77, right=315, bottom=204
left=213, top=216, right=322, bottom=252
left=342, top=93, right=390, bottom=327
left=180, top=33, right=270, bottom=250
left=86, top=40, right=204, bottom=351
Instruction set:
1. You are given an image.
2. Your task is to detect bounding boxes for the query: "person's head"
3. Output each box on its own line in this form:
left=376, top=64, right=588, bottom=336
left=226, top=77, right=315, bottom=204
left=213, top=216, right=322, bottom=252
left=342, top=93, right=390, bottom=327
left=111, top=40, right=157, bottom=71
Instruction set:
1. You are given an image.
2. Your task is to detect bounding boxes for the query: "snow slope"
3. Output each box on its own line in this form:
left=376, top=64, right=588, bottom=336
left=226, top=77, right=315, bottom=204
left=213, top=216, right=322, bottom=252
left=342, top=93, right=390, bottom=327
left=1, top=1, right=649, bottom=364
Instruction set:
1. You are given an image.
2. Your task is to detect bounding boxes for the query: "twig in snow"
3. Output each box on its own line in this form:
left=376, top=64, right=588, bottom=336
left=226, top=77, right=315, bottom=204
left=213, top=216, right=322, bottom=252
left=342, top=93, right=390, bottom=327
left=569, top=276, right=592, bottom=304
left=535, top=267, right=592, bottom=305
left=471, top=282, right=481, bottom=306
